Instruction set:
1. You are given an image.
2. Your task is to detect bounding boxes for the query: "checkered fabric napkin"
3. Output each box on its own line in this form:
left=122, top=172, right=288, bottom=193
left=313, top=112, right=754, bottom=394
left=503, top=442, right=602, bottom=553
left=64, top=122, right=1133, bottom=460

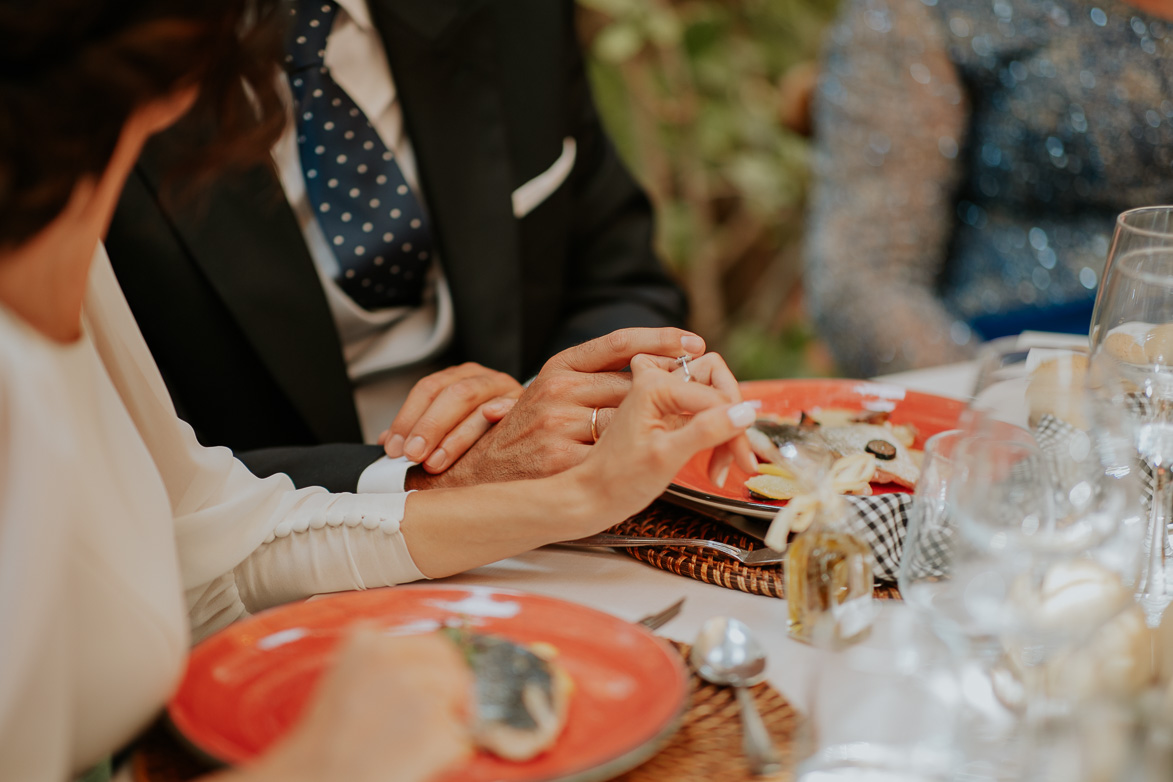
left=880, top=419, right=1076, bottom=584
left=1036, top=411, right=1157, bottom=509
left=892, top=401, right=1162, bottom=584
left=1033, top=413, right=1079, bottom=452
left=893, top=415, right=1100, bottom=585
left=1121, top=393, right=1157, bottom=509
left=843, top=493, right=913, bottom=582
left=898, top=501, right=953, bottom=582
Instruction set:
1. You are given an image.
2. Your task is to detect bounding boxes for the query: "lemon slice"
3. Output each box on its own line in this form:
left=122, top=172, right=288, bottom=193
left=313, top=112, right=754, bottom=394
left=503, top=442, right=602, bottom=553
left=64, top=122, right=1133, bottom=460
left=756, top=463, right=795, bottom=479
left=745, top=474, right=803, bottom=500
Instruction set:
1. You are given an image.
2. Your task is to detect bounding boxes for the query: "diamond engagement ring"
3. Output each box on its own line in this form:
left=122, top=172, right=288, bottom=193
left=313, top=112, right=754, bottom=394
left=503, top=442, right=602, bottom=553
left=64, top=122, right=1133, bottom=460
left=676, top=354, right=693, bottom=382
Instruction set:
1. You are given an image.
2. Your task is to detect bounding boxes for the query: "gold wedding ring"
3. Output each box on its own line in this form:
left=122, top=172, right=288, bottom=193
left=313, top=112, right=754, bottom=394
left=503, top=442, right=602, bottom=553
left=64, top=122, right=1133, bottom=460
left=590, top=407, right=601, bottom=443
left=676, top=354, right=693, bottom=382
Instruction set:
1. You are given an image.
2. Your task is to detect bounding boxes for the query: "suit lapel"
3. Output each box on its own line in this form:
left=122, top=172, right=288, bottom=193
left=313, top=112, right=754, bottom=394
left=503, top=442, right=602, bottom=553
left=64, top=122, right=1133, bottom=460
left=136, top=141, right=364, bottom=444
left=376, top=0, right=477, bottom=41
left=369, top=0, right=525, bottom=378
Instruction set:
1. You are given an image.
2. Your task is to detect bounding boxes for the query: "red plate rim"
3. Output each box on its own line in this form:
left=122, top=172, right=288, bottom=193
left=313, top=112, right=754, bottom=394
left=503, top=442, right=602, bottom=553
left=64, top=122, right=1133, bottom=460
left=668, top=378, right=966, bottom=516
left=168, top=585, right=690, bottom=782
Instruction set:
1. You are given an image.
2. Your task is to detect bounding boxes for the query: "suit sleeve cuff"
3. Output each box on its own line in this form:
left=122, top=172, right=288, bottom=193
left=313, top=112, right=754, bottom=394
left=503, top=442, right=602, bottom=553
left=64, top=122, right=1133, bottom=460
left=356, top=455, right=417, bottom=494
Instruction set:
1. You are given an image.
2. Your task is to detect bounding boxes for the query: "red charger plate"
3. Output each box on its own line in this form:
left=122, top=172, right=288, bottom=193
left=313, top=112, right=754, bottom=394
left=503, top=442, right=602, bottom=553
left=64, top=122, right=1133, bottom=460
left=668, top=378, right=966, bottom=518
left=168, top=586, right=688, bottom=782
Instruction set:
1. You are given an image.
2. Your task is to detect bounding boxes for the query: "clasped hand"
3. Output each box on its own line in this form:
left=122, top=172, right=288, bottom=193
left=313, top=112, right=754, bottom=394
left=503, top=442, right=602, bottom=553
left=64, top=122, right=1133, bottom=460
left=378, top=328, right=755, bottom=489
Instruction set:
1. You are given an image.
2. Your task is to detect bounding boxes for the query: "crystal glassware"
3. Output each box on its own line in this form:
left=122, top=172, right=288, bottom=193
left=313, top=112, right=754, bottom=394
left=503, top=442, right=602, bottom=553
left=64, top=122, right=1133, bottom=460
left=792, top=603, right=960, bottom=782
left=1089, top=206, right=1173, bottom=623
left=947, top=337, right=1146, bottom=777
left=953, top=338, right=1143, bottom=655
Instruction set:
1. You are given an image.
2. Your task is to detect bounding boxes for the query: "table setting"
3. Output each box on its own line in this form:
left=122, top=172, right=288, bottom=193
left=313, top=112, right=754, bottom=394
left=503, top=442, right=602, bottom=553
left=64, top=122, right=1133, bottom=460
left=132, top=208, right=1173, bottom=782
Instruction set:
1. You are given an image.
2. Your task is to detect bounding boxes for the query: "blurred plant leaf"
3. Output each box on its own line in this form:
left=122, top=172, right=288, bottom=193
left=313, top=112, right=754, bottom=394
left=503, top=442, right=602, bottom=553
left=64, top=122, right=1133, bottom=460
left=580, top=0, right=842, bottom=378
left=593, top=23, right=645, bottom=62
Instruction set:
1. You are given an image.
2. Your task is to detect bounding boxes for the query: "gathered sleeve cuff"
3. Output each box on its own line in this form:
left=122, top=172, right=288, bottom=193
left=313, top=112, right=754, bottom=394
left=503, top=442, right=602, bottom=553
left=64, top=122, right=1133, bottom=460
left=83, top=246, right=428, bottom=643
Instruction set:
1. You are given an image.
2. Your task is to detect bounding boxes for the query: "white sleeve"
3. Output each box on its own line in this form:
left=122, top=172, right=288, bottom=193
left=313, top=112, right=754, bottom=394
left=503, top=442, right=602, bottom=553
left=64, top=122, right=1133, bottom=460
left=356, top=455, right=415, bottom=493
left=83, top=247, right=427, bottom=641
left=0, top=350, right=73, bottom=782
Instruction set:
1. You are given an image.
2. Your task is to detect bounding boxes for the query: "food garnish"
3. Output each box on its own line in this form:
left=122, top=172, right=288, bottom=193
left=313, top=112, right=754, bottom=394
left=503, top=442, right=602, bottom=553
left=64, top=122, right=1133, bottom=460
left=744, top=408, right=921, bottom=500
left=865, top=439, right=896, bottom=460
left=444, top=627, right=572, bottom=762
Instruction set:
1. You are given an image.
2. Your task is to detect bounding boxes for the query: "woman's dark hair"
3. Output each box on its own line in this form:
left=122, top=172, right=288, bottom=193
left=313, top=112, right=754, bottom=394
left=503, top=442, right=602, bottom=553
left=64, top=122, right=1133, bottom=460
left=0, top=0, right=286, bottom=247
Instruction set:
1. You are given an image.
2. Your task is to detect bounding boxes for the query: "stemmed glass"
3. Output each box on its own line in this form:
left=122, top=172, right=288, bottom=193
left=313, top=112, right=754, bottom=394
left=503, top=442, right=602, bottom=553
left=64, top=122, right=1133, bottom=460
left=944, top=338, right=1145, bottom=775
left=1089, top=205, right=1173, bottom=624
left=898, top=429, right=1023, bottom=775
left=952, top=340, right=1142, bottom=643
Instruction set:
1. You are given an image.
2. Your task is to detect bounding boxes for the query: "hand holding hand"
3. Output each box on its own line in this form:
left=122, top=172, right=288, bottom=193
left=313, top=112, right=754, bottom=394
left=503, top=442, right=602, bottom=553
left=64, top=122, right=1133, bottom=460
left=378, top=363, right=523, bottom=472
left=566, top=352, right=758, bottom=522
left=243, top=630, right=472, bottom=782
left=408, top=328, right=708, bottom=488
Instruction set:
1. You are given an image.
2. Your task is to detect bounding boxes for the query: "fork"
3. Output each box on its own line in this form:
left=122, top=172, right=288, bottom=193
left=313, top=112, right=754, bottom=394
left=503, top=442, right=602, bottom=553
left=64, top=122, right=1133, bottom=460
left=636, top=597, right=686, bottom=631
left=560, top=533, right=785, bottom=567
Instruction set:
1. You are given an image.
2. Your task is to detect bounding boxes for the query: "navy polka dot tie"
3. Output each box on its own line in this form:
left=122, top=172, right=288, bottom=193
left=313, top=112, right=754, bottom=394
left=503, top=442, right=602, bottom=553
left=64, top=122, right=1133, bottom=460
left=286, top=0, right=433, bottom=309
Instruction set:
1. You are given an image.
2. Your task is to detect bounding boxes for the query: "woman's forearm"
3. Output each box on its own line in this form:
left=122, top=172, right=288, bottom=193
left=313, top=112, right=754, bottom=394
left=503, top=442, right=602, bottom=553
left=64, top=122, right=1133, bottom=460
left=400, top=470, right=601, bottom=579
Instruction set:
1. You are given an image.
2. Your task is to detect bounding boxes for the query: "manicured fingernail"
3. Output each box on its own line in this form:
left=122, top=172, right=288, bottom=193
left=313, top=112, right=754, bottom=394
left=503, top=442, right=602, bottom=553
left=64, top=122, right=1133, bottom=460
left=727, top=402, right=755, bottom=428
left=715, top=463, right=730, bottom=488
left=425, top=448, right=447, bottom=470
left=681, top=335, right=704, bottom=355
left=385, top=433, right=405, bottom=458
left=404, top=436, right=427, bottom=461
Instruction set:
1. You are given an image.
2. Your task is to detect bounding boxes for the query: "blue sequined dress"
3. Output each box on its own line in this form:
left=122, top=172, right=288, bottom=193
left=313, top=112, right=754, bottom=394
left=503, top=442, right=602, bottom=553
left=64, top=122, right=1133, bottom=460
left=805, top=0, right=1173, bottom=376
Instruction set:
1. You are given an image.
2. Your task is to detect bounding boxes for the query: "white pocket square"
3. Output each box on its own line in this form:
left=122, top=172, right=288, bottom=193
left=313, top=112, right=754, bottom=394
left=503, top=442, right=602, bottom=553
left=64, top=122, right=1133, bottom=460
left=511, top=137, right=576, bottom=218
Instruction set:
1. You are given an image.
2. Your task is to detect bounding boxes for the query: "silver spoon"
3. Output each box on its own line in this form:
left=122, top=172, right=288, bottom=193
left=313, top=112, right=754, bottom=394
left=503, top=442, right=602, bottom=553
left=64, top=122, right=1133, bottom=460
left=690, top=617, right=781, bottom=776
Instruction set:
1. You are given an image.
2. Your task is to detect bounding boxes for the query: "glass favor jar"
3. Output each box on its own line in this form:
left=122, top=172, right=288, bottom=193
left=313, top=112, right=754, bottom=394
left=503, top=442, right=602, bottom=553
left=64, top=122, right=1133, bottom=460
left=786, top=493, right=874, bottom=644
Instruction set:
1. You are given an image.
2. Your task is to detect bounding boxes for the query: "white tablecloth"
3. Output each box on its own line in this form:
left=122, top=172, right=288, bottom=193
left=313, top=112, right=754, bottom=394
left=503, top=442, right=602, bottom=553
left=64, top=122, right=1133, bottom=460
left=432, top=362, right=973, bottom=707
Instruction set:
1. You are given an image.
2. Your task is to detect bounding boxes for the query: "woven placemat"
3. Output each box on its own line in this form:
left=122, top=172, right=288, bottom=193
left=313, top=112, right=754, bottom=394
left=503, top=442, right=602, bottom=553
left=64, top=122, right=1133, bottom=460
left=609, top=501, right=901, bottom=600
left=132, top=642, right=799, bottom=782
left=614, top=640, right=798, bottom=782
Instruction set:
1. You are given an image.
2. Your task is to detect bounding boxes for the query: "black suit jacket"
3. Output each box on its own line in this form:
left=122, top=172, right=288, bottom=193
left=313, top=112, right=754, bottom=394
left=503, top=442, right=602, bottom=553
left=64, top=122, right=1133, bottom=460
left=106, top=0, right=686, bottom=492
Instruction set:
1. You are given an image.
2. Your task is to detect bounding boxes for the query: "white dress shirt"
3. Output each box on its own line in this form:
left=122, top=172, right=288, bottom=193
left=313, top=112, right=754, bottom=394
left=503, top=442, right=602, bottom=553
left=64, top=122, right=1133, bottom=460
left=272, top=0, right=454, bottom=448
left=272, top=0, right=452, bottom=490
left=0, top=246, right=426, bottom=781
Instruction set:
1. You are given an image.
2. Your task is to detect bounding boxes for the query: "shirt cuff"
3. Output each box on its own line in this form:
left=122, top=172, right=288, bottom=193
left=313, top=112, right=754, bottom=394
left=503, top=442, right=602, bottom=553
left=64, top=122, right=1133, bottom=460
left=356, top=455, right=416, bottom=493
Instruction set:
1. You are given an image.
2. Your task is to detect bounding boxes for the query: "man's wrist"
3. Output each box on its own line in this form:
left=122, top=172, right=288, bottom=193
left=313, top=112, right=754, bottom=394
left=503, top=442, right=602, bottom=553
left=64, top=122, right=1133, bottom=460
left=404, top=465, right=434, bottom=491
left=404, top=464, right=467, bottom=490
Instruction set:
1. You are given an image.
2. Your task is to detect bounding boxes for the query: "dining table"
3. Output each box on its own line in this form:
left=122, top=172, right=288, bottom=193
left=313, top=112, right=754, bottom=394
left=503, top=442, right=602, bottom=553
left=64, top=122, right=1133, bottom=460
left=149, top=335, right=1111, bottom=782
left=428, top=358, right=984, bottom=710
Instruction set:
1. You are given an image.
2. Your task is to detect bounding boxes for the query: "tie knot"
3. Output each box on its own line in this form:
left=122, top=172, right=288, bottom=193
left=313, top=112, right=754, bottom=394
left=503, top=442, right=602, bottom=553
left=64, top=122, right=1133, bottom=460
left=285, top=0, right=336, bottom=72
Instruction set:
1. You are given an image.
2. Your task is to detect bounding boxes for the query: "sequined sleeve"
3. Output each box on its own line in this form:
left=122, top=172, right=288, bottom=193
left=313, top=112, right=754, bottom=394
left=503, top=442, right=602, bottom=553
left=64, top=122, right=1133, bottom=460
left=805, top=0, right=975, bottom=376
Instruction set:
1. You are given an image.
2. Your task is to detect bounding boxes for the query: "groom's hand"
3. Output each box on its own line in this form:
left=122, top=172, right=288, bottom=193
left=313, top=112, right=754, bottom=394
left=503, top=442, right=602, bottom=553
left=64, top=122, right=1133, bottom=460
left=404, top=328, right=706, bottom=489
left=378, top=363, right=523, bottom=473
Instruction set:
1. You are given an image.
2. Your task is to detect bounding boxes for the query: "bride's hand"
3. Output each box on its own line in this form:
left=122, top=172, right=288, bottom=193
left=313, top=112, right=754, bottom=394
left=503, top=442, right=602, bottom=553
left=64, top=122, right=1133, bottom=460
left=569, top=352, right=757, bottom=523
left=239, top=629, right=472, bottom=782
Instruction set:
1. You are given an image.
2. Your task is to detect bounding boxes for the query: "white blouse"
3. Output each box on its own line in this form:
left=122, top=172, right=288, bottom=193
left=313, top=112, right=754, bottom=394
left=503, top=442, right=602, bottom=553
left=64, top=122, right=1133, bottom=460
left=0, top=246, right=426, bottom=781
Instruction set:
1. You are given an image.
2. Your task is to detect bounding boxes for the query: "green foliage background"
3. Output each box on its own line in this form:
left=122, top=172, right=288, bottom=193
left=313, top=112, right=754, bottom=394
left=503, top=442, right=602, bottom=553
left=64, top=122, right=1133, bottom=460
left=577, top=0, right=842, bottom=378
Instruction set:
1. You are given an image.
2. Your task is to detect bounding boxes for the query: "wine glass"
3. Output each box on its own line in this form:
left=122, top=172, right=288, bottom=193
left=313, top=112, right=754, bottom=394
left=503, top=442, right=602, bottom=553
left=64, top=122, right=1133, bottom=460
left=901, top=339, right=1141, bottom=658
left=898, top=429, right=1023, bottom=775
left=900, top=429, right=1007, bottom=655
left=945, top=337, right=1146, bottom=776
left=793, top=603, right=961, bottom=782
left=957, top=339, right=1140, bottom=565
left=1090, top=205, right=1173, bottom=353
left=1089, top=206, right=1173, bottom=624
